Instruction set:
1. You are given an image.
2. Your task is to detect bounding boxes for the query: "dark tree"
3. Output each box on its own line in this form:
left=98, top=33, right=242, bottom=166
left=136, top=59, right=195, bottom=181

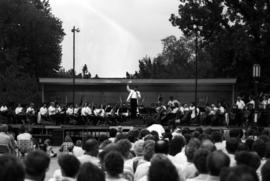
left=0, top=0, right=65, bottom=103
left=127, top=35, right=213, bottom=79
left=170, top=0, right=270, bottom=90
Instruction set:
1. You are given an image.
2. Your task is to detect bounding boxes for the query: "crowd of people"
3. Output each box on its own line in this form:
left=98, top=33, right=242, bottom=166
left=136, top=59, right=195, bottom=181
left=2, top=123, right=270, bottom=181
left=0, top=94, right=270, bottom=127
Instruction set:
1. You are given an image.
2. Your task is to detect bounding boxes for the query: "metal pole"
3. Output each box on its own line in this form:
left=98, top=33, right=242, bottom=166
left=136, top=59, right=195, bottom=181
left=72, top=26, right=76, bottom=115
left=71, top=26, right=80, bottom=115
left=195, top=31, right=198, bottom=122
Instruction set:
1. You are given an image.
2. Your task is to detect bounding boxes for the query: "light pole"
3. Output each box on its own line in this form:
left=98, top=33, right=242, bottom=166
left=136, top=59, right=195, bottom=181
left=71, top=26, right=80, bottom=114
left=252, top=64, right=261, bottom=109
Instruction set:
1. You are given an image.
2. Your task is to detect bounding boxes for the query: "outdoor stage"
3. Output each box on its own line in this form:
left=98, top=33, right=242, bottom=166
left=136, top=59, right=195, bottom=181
left=10, top=122, right=231, bottom=146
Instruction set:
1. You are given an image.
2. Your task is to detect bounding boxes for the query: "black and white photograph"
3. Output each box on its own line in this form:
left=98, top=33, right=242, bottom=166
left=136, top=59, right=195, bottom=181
left=0, top=0, right=270, bottom=181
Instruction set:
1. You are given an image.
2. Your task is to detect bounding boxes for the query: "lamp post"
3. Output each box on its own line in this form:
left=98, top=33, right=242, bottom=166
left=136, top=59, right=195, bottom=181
left=71, top=26, right=80, bottom=114
left=252, top=64, right=261, bottom=122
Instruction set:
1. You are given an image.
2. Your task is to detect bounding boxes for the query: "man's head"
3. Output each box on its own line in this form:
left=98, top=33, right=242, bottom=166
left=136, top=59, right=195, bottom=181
left=169, top=135, right=186, bottom=156
left=24, top=150, right=50, bottom=181
left=83, top=138, right=99, bottom=157
left=220, top=165, right=259, bottom=181
left=207, top=150, right=230, bottom=176
left=235, top=151, right=260, bottom=170
left=143, top=140, right=155, bottom=161
left=148, top=154, right=179, bottom=181
left=104, top=151, right=124, bottom=177
left=58, top=154, right=80, bottom=178
left=193, top=149, right=210, bottom=174
left=0, top=155, right=25, bottom=181
left=155, top=140, right=169, bottom=154
left=226, top=138, right=239, bottom=154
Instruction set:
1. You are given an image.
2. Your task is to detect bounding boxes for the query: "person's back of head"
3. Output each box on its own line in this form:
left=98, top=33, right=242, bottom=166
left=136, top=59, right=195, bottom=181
left=143, top=140, right=155, bottom=161
left=207, top=150, right=230, bottom=176
left=76, top=140, right=82, bottom=147
left=83, top=138, right=99, bottom=157
left=235, top=151, right=261, bottom=170
left=220, top=165, right=259, bottom=181
left=109, top=128, right=117, bottom=138
left=155, top=140, right=169, bottom=154
left=148, top=154, right=179, bottom=181
left=169, top=135, right=185, bottom=156
left=115, top=139, right=132, bottom=159
left=226, top=138, right=239, bottom=154
left=58, top=154, right=80, bottom=178
left=262, top=160, right=270, bottom=181
left=201, top=139, right=216, bottom=152
left=77, top=162, right=105, bottom=181
left=24, top=150, right=50, bottom=181
left=139, top=129, right=150, bottom=139
left=0, top=155, right=25, bottom=181
left=193, top=148, right=210, bottom=174
left=252, top=139, right=266, bottom=158
left=211, top=131, right=223, bottom=143
left=104, top=151, right=124, bottom=177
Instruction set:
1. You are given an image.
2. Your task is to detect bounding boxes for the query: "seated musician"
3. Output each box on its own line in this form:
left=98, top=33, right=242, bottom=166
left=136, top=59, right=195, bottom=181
left=181, top=104, right=191, bottom=124
left=39, top=103, right=48, bottom=123
left=48, top=102, right=57, bottom=124
left=81, top=103, right=92, bottom=124
left=26, top=103, right=36, bottom=124
left=93, top=105, right=105, bottom=125
left=15, top=103, right=25, bottom=124
left=216, top=102, right=226, bottom=125
left=66, top=105, right=73, bottom=116
left=0, top=104, right=9, bottom=122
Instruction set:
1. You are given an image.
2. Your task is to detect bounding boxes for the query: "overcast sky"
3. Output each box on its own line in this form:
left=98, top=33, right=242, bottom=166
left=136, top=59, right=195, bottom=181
left=50, top=0, right=180, bottom=77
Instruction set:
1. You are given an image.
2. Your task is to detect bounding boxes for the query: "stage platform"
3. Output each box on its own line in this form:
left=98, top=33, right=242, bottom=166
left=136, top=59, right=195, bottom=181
left=8, top=123, right=232, bottom=145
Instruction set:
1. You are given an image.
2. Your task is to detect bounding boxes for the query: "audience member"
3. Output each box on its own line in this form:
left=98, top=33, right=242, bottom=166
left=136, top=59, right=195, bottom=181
left=220, top=165, right=259, bottom=181
left=104, top=151, right=127, bottom=181
left=0, top=155, right=25, bottom=181
left=77, top=162, right=105, bottom=181
left=78, top=138, right=99, bottom=166
left=207, top=150, right=230, bottom=181
left=24, top=150, right=50, bottom=181
left=49, top=154, right=80, bottom=181
left=148, top=154, right=179, bottom=181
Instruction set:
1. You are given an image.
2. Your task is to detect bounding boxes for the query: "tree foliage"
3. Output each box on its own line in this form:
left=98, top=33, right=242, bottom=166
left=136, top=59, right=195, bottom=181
left=0, top=0, right=65, bottom=103
left=170, top=0, right=270, bottom=89
left=127, top=35, right=213, bottom=79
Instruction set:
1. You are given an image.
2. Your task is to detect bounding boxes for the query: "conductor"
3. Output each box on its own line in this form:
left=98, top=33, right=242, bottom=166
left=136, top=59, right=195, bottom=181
left=126, top=81, right=141, bottom=118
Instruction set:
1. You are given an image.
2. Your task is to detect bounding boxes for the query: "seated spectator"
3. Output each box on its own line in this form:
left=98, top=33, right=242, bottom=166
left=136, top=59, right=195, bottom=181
left=134, top=140, right=155, bottom=181
left=235, top=151, right=261, bottom=170
left=0, top=124, right=15, bottom=154
left=200, top=139, right=216, bottom=152
left=226, top=138, right=239, bottom=167
left=220, top=165, right=259, bottom=181
left=49, top=154, right=80, bottom=181
left=72, top=140, right=84, bottom=157
left=0, top=155, right=25, bottom=181
left=148, top=154, right=179, bottom=181
left=261, top=160, right=270, bottom=181
left=109, top=128, right=118, bottom=143
left=252, top=139, right=266, bottom=159
left=207, top=150, right=230, bottom=181
left=78, top=138, right=99, bottom=166
left=24, top=150, right=50, bottom=181
left=104, top=151, right=128, bottom=181
left=182, top=139, right=200, bottom=179
left=59, top=135, right=74, bottom=153
left=187, top=148, right=210, bottom=181
left=169, top=135, right=186, bottom=157
left=77, top=162, right=105, bottom=181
